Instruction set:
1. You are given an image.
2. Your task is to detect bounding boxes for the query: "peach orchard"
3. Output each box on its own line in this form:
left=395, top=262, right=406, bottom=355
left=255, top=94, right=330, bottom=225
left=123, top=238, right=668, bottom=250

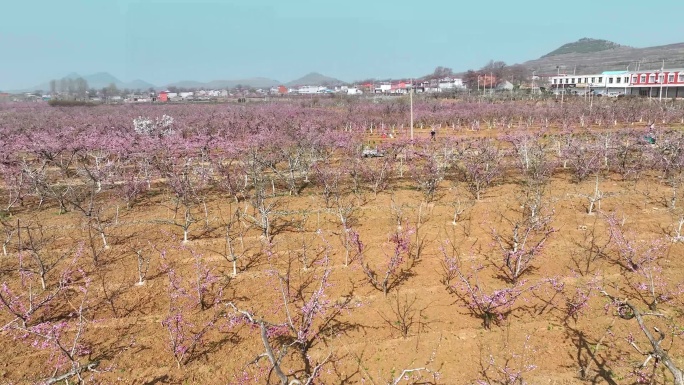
left=0, top=97, right=684, bottom=384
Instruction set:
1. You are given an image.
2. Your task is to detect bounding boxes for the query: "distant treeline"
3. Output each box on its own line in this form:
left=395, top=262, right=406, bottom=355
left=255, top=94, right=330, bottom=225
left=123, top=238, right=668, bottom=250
left=48, top=99, right=98, bottom=107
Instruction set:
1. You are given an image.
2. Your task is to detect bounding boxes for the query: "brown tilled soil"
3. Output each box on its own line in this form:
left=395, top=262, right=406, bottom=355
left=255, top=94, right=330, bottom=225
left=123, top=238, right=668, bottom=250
left=1, top=132, right=683, bottom=384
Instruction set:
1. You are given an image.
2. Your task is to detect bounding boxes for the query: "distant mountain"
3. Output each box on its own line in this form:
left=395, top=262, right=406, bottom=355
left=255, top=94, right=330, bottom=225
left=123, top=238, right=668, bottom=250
left=166, top=73, right=344, bottom=90
left=10, top=71, right=343, bottom=94
left=286, top=72, right=345, bottom=87
left=166, top=77, right=280, bottom=90
left=82, top=72, right=123, bottom=88
left=523, top=38, right=684, bottom=75
left=9, top=72, right=157, bottom=93
left=541, top=38, right=624, bottom=58
left=126, top=79, right=157, bottom=91
left=63, top=72, right=82, bottom=80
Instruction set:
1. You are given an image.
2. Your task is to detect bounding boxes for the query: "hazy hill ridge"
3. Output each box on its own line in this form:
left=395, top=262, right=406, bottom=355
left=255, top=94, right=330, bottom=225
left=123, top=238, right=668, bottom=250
left=524, top=38, right=684, bottom=75
left=285, top=72, right=345, bottom=87
left=166, top=77, right=280, bottom=90
left=9, top=38, right=684, bottom=93
left=541, top=38, right=624, bottom=58
left=10, top=72, right=348, bottom=93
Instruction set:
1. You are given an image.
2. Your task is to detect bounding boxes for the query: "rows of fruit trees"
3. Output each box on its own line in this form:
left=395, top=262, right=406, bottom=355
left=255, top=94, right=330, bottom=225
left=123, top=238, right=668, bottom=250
left=0, top=97, right=683, bottom=384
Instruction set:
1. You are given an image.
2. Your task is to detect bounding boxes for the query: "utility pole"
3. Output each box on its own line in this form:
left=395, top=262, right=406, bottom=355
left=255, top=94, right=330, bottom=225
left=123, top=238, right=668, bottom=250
left=625, top=64, right=630, bottom=95
left=561, top=71, right=564, bottom=106
left=657, top=70, right=662, bottom=102
left=409, top=79, right=414, bottom=140
left=490, top=72, right=493, bottom=96
left=478, top=75, right=484, bottom=103
left=561, top=85, right=564, bottom=106
left=659, top=60, right=665, bottom=102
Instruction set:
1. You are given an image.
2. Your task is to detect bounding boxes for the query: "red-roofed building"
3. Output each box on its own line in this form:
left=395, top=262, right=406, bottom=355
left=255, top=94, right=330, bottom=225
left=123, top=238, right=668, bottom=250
left=360, top=83, right=374, bottom=93
left=629, top=69, right=684, bottom=98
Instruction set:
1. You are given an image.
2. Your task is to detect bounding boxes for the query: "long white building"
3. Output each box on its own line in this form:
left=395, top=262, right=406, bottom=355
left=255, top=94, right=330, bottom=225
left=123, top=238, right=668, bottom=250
left=550, top=71, right=629, bottom=95
left=550, top=69, right=684, bottom=98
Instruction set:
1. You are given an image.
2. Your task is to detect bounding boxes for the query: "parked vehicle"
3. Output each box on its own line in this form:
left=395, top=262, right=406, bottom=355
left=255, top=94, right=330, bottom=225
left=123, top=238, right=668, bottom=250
left=362, top=147, right=384, bottom=158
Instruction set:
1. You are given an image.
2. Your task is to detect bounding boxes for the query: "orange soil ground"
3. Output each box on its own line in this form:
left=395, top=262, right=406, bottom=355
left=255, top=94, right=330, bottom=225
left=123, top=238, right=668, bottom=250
left=1, top=129, right=683, bottom=385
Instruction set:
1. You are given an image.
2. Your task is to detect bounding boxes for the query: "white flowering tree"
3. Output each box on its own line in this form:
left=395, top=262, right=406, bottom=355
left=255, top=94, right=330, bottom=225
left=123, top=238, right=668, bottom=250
left=133, top=114, right=175, bottom=136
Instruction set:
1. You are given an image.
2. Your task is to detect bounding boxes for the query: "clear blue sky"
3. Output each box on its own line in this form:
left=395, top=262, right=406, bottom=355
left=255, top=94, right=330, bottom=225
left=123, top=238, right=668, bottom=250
left=1, top=0, right=683, bottom=90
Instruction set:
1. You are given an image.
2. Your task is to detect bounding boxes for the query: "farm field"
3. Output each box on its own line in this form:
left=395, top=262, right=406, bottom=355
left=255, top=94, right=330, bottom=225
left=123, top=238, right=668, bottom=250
left=1, top=98, right=684, bottom=384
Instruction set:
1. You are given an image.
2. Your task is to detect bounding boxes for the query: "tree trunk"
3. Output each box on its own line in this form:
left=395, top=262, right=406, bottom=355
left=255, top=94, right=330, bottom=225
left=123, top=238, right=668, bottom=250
left=259, top=322, right=289, bottom=385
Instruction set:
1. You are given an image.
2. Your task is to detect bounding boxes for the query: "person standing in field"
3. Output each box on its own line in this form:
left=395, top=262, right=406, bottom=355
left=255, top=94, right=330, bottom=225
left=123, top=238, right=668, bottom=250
left=646, top=123, right=656, bottom=144
left=430, top=127, right=436, bottom=141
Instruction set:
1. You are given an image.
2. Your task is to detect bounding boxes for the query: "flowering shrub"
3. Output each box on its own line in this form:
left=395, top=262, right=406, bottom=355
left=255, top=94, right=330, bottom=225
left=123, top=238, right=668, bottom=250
left=475, top=335, right=538, bottom=385
left=491, top=205, right=556, bottom=283
left=441, top=254, right=530, bottom=329
left=160, top=247, right=224, bottom=367
left=228, top=236, right=356, bottom=385
left=360, top=224, right=416, bottom=296
left=133, top=114, right=174, bottom=136
left=0, top=264, right=97, bottom=383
